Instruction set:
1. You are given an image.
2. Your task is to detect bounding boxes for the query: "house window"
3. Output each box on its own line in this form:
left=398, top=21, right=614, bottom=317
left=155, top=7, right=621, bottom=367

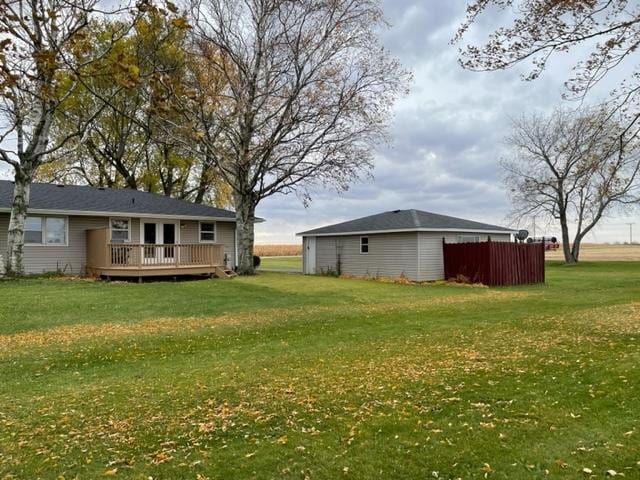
left=458, top=235, right=480, bottom=243
left=25, top=217, right=43, bottom=244
left=25, top=216, right=67, bottom=245
left=360, top=236, right=369, bottom=254
left=199, top=222, right=216, bottom=242
left=45, top=218, right=66, bottom=245
left=110, top=218, right=130, bottom=243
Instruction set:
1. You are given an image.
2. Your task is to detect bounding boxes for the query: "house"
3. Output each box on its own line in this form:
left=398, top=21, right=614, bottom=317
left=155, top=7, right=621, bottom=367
left=297, top=209, right=516, bottom=281
left=0, top=181, right=239, bottom=278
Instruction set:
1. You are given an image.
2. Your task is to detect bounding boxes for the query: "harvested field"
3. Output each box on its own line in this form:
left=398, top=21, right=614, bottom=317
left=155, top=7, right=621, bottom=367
left=254, top=244, right=302, bottom=256
left=545, top=243, right=640, bottom=261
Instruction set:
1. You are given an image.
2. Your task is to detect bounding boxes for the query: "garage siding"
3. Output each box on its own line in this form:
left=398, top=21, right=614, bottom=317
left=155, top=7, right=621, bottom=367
left=314, top=232, right=419, bottom=280
left=302, top=236, right=308, bottom=274
left=308, top=231, right=512, bottom=282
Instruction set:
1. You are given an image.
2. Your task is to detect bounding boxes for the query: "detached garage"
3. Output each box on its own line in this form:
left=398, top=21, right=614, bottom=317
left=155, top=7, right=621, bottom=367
left=297, top=209, right=516, bottom=281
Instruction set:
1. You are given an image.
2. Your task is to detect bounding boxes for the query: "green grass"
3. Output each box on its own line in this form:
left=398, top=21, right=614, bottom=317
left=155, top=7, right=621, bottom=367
left=0, top=262, right=639, bottom=479
left=258, top=255, right=302, bottom=270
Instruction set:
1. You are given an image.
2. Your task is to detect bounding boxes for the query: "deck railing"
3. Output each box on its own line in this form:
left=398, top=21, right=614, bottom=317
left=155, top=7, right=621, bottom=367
left=107, top=243, right=224, bottom=268
left=86, top=227, right=226, bottom=273
left=107, top=243, right=225, bottom=268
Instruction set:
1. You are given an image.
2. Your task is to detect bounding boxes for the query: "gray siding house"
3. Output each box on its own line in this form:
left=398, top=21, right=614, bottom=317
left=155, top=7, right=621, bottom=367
left=0, top=181, right=238, bottom=277
left=298, top=209, right=515, bottom=281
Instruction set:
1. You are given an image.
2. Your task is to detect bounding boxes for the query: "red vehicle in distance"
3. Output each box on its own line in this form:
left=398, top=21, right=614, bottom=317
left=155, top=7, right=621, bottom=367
left=527, top=236, right=560, bottom=251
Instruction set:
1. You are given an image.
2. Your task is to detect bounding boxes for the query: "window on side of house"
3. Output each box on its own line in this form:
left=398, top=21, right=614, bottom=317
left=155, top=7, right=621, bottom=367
left=458, top=235, right=480, bottom=243
left=45, top=217, right=66, bottom=245
left=25, top=216, right=67, bottom=245
left=110, top=218, right=130, bottom=243
left=200, top=222, right=216, bottom=242
left=360, top=236, right=369, bottom=254
left=25, top=216, right=44, bottom=244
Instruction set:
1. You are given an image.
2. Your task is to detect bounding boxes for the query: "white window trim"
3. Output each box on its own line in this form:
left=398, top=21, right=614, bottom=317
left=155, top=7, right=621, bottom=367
left=199, top=221, right=217, bottom=243
left=139, top=219, right=181, bottom=245
left=360, top=236, right=369, bottom=255
left=24, top=215, right=69, bottom=247
left=109, top=217, right=132, bottom=243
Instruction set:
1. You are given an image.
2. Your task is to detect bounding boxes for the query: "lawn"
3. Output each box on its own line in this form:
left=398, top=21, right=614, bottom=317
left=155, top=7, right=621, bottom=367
left=0, top=262, right=639, bottom=479
left=258, top=255, right=302, bottom=271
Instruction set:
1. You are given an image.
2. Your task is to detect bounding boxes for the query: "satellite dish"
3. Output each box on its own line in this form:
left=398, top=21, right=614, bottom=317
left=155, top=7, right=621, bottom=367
left=550, top=236, right=557, bottom=243
left=515, top=229, right=529, bottom=241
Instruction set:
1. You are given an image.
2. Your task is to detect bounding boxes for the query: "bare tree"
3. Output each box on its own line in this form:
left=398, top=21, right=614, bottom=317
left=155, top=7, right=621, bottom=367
left=180, top=0, right=410, bottom=274
left=504, top=107, right=640, bottom=263
left=454, top=0, right=640, bottom=130
left=0, top=0, right=136, bottom=275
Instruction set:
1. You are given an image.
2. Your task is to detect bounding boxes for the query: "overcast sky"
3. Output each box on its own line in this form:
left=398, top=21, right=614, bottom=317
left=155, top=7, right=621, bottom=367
left=255, top=0, right=639, bottom=244
left=1, top=1, right=638, bottom=243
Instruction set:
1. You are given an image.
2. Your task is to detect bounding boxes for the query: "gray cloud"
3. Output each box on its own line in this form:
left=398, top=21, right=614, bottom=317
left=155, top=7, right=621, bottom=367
left=257, top=0, right=637, bottom=243
left=1, top=1, right=636, bottom=242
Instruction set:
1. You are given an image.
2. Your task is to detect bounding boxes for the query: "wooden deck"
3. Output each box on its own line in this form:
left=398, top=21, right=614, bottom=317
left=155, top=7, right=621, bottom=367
left=86, top=228, right=231, bottom=279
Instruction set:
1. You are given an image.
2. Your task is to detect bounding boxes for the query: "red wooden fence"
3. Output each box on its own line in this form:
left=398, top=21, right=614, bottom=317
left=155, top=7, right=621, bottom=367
left=443, top=240, right=545, bottom=286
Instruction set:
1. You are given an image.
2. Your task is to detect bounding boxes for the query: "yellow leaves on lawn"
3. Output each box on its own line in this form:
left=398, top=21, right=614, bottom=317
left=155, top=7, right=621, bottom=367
left=0, top=290, right=529, bottom=353
left=149, top=449, right=173, bottom=465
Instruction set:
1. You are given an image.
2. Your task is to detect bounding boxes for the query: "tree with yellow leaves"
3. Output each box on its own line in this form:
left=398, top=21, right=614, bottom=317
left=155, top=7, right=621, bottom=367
left=0, top=0, right=139, bottom=276
left=39, top=9, right=232, bottom=207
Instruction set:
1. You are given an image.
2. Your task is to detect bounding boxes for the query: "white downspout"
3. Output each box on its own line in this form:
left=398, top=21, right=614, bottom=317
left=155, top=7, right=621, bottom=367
left=234, top=225, right=238, bottom=269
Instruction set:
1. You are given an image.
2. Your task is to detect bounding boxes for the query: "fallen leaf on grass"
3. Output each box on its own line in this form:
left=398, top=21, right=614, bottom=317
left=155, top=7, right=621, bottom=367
left=554, top=459, right=568, bottom=469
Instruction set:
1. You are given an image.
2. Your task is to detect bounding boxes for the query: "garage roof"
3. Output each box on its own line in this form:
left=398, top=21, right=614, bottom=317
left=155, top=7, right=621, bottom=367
left=297, top=209, right=516, bottom=236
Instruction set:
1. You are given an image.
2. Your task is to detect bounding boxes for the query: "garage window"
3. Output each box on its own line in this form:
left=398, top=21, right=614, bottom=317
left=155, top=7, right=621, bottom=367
left=360, top=236, right=369, bottom=254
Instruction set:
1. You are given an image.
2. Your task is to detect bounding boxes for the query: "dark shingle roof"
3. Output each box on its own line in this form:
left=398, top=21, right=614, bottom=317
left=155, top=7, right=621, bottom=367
left=298, top=209, right=514, bottom=236
left=0, top=180, right=236, bottom=220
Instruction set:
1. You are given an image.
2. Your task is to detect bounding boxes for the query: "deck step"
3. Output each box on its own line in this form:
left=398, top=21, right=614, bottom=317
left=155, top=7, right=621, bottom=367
left=215, top=266, right=237, bottom=278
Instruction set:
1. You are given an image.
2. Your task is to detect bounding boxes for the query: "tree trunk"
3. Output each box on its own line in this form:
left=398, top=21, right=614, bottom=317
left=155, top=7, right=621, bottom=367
left=194, top=162, right=213, bottom=204
left=234, top=193, right=256, bottom=275
left=559, top=212, right=577, bottom=264
left=571, top=233, right=583, bottom=262
left=5, top=171, right=32, bottom=276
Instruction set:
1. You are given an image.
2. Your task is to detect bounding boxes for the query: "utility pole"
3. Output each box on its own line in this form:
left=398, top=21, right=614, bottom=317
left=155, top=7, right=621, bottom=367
left=626, top=223, right=635, bottom=244
left=532, top=216, right=536, bottom=239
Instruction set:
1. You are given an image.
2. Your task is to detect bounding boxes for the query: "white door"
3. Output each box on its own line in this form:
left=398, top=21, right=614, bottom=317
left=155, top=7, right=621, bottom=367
left=141, top=220, right=179, bottom=264
left=305, top=237, right=316, bottom=274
